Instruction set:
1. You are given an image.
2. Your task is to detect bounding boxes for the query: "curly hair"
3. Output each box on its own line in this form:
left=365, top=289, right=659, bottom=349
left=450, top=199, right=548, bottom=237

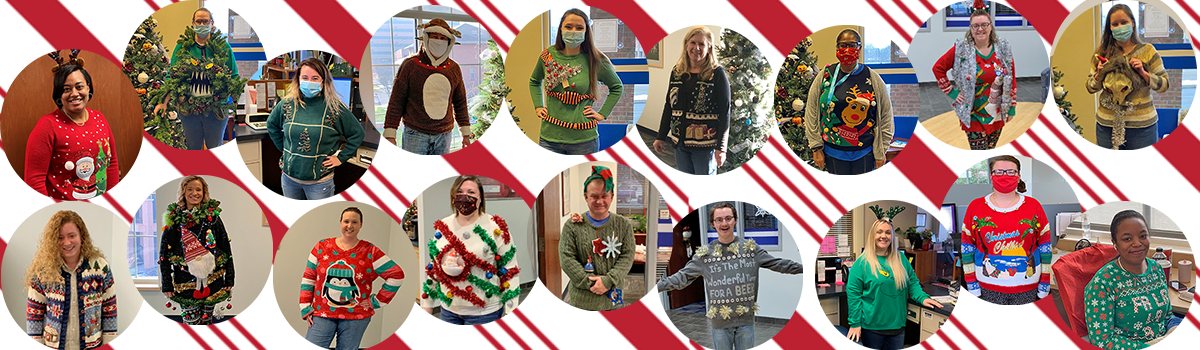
left=24, top=210, right=105, bottom=287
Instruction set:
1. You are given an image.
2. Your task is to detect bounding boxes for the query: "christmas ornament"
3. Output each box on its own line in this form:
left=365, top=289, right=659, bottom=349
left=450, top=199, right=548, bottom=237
left=1053, top=85, right=1065, bottom=99
left=792, top=98, right=805, bottom=111
left=137, top=72, right=148, bottom=83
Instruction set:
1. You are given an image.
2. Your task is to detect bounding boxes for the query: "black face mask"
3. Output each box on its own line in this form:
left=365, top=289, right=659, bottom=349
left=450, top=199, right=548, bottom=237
left=453, top=194, right=479, bottom=216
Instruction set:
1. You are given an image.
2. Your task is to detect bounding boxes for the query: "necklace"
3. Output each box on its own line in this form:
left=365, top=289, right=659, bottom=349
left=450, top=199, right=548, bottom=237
left=1117, top=258, right=1143, bottom=274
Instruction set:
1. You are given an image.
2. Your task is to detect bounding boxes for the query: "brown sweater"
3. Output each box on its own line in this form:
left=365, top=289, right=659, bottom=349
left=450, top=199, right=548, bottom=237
left=383, top=53, right=469, bottom=136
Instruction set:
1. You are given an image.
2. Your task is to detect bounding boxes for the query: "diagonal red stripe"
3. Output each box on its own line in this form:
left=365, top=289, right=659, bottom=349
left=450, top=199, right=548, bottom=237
left=513, top=309, right=560, bottom=350
left=494, top=319, right=533, bottom=350
left=917, top=0, right=938, bottom=13
left=478, top=0, right=520, bottom=35
left=689, top=340, right=704, bottom=350
left=342, top=191, right=356, bottom=201
left=864, top=0, right=913, bottom=43
left=725, top=0, right=811, bottom=56
left=373, top=335, right=413, bottom=350
left=443, top=142, right=536, bottom=207
left=1024, top=130, right=1105, bottom=204
left=947, top=316, right=989, bottom=350
left=757, top=153, right=834, bottom=228
left=1032, top=296, right=1088, bottom=350
left=602, top=146, right=683, bottom=220
left=1006, top=0, right=1070, bottom=43
left=179, top=324, right=215, bottom=350
left=891, top=0, right=924, bottom=26
left=474, top=324, right=507, bottom=350
left=744, top=164, right=823, bottom=242
left=1010, top=139, right=1032, bottom=158
left=601, top=303, right=689, bottom=350
left=1157, top=126, right=1200, bottom=193
left=583, top=0, right=668, bottom=44
left=1189, top=310, right=1200, bottom=328
left=143, top=0, right=159, bottom=11
left=368, top=166, right=411, bottom=207
left=617, top=138, right=692, bottom=214
left=453, top=0, right=508, bottom=51
left=921, top=340, right=935, bottom=350
left=355, top=178, right=405, bottom=226
left=936, top=330, right=962, bottom=350
left=228, top=318, right=267, bottom=350
left=893, top=135, right=956, bottom=205
left=1034, top=115, right=1128, bottom=201
left=101, top=194, right=133, bottom=222
left=767, top=138, right=845, bottom=213
left=8, top=0, right=120, bottom=63
left=282, top=0, right=370, bottom=64
left=773, top=312, right=835, bottom=350
left=208, top=324, right=241, bottom=350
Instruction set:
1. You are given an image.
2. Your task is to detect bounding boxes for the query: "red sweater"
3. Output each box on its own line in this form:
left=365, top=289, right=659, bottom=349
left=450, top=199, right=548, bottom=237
left=23, top=109, right=120, bottom=200
left=961, top=194, right=1051, bottom=296
left=299, top=238, right=405, bottom=320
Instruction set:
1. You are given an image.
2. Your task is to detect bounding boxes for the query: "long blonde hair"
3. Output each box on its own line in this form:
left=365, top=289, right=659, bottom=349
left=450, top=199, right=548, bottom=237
left=285, top=57, right=349, bottom=114
left=671, top=26, right=718, bottom=81
left=857, top=220, right=908, bottom=289
left=176, top=175, right=211, bottom=208
left=24, top=210, right=105, bottom=287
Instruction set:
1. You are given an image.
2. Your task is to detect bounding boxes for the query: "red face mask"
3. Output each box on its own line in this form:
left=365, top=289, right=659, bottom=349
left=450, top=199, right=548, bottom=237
left=991, top=174, right=1019, bottom=193
left=836, top=47, right=860, bottom=66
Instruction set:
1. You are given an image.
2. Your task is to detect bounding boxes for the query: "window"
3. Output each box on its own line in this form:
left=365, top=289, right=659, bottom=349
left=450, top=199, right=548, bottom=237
left=701, top=201, right=782, bottom=250
left=615, top=164, right=648, bottom=216
left=128, top=195, right=159, bottom=284
left=370, top=5, right=491, bottom=149
left=944, top=2, right=1033, bottom=30
left=955, top=159, right=991, bottom=184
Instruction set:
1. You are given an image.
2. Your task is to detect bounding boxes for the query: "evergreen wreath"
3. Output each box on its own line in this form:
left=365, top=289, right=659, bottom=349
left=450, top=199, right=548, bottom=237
left=152, top=27, right=247, bottom=119
left=163, top=199, right=222, bottom=229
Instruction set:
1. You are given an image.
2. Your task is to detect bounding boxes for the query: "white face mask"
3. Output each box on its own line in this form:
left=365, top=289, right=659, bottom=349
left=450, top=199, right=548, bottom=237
left=427, top=39, right=449, bottom=58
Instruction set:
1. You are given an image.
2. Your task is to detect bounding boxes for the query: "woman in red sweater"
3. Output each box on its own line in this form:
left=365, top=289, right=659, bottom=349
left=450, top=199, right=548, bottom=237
left=24, top=51, right=119, bottom=200
left=930, top=1, right=1017, bottom=150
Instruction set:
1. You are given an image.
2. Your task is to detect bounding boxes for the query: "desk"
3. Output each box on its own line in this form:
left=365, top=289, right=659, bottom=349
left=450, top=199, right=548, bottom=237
left=816, top=282, right=956, bottom=344
left=234, top=123, right=376, bottom=195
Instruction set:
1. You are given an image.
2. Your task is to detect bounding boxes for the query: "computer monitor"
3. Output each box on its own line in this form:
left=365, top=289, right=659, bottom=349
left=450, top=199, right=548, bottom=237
left=940, top=203, right=957, bottom=235
left=331, top=78, right=353, bottom=106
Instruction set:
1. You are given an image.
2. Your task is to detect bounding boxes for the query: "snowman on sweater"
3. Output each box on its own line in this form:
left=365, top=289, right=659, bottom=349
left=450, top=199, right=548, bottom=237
left=180, top=227, right=216, bottom=299
left=323, top=261, right=361, bottom=310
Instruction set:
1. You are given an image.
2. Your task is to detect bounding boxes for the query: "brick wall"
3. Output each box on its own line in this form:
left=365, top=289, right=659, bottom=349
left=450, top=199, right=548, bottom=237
left=591, top=8, right=638, bottom=124
left=1150, top=69, right=1183, bottom=109
left=890, top=84, right=921, bottom=117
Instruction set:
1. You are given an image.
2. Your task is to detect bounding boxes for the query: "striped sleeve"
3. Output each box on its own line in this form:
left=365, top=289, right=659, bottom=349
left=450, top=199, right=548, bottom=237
left=100, top=259, right=118, bottom=344
left=26, top=280, right=47, bottom=343
left=1036, top=210, right=1052, bottom=299
left=299, top=241, right=321, bottom=318
left=961, top=205, right=981, bottom=297
left=1144, top=46, right=1169, bottom=93
left=369, top=245, right=405, bottom=310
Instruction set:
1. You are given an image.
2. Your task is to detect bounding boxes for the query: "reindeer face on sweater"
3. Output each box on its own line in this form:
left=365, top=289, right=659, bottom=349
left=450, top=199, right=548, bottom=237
left=841, top=86, right=875, bottom=128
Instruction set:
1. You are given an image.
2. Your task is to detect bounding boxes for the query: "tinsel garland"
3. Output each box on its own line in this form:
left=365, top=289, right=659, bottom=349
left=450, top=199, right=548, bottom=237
left=422, top=218, right=519, bottom=308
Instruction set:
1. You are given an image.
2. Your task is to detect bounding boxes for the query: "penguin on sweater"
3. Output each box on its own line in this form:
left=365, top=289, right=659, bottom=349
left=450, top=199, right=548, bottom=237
left=323, top=261, right=361, bottom=310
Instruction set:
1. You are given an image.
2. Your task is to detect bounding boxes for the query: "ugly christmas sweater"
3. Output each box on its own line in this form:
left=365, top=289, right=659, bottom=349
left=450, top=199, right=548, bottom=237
left=382, top=53, right=469, bottom=138
left=159, top=201, right=235, bottom=309
left=656, top=237, right=803, bottom=330
left=267, top=94, right=365, bottom=182
left=932, top=40, right=1016, bottom=132
left=170, top=38, right=239, bottom=76
left=804, top=64, right=894, bottom=162
left=961, top=194, right=1050, bottom=297
left=27, top=257, right=117, bottom=350
left=528, top=46, right=624, bottom=144
left=24, top=109, right=120, bottom=200
left=656, top=66, right=731, bottom=150
left=559, top=213, right=636, bottom=311
left=421, top=214, right=521, bottom=316
left=1086, top=43, right=1170, bottom=130
left=1084, top=258, right=1172, bottom=350
left=300, top=238, right=405, bottom=320
left=847, top=254, right=932, bottom=331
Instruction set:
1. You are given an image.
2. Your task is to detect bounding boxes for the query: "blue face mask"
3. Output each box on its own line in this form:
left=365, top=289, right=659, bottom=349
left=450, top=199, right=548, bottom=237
left=562, top=30, right=585, bottom=48
left=300, top=80, right=322, bottom=98
left=194, top=24, right=212, bottom=38
left=1111, top=23, right=1133, bottom=42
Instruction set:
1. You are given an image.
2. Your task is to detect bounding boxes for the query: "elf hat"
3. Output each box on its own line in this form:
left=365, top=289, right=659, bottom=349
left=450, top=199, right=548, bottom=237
left=585, top=166, right=614, bottom=193
left=963, top=0, right=988, bottom=12
left=327, top=261, right=355, bottom=279
left=181, top=229, right=208, bottom=261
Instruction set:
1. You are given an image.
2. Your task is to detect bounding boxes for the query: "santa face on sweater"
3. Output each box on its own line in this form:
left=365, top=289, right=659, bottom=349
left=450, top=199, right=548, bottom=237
left=71, top=156, right=97, bottom=199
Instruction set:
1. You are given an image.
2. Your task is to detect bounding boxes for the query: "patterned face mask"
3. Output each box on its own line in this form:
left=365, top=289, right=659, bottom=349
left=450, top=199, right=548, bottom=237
left=453, top=194, right=479, bottom=216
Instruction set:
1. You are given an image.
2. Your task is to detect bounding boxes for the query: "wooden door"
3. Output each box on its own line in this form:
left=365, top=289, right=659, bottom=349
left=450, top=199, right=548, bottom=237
left=538, top=175, right=563, bottom=298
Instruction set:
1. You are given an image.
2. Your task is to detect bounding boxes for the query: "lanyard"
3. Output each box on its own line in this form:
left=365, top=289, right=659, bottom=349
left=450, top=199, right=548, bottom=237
left=821, top=63, right=860, bottom=108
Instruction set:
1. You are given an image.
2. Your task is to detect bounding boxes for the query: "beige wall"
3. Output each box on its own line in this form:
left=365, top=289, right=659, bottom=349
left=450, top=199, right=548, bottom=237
left=1052, top=7, right=1100, bottom=143
left=154, top=0, right=202, bottom=60
left=851, top=201, right=941, bottom=258
left=506, top=12, right=552, bottom=142
left=637, top=25, right=724, bottom=132
left=810, top=25, right=863, bottom=69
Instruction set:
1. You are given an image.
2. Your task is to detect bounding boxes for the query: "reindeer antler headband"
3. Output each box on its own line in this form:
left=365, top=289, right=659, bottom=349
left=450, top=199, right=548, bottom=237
left=48, top=49, right=85, bottom=73
left=869, top=205, right=905, bottom=223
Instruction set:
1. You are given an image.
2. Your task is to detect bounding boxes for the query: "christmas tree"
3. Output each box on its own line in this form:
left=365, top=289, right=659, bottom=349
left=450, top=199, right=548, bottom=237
left=468, top=40, right=516, bottom=138
left=123, top=16, right=185, bottom=148
left=717, top=29, right=773, bottom=173
left=774, top=38, right=819, bottom=166
left=1051, top=67, right=1083, bottom=134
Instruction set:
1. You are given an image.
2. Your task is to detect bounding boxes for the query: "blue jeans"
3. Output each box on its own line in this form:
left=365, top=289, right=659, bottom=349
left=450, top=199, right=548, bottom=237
left=305, top=316, right=371, bottom=350
left=1096, top=122, right=1158, bottom=150
left=439, top=308, right=503, bottom=325
left=401, top=127, right=452, bottom=155
left=1167, top=316, right=1183, bottom=331
left=675, top=147, right=716, bottom=175
left=711, top=324, right=755, bottom=350
left=860, top=329, right=905, bottom=350
left=539, top=137, right=598, bottom=155
left=281, top=173, right=335, bottom=200
left=180, top=110, right=228, bottom=150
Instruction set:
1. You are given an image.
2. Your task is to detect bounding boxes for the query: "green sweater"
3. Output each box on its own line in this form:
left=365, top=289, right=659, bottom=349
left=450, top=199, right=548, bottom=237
left=847, top=255, right=931, bottom=330
left=559, top=213, right=635, bottom=311
left=171, top=38, right=239, bottom=76
left=267, top=95, right=364, bottom=181
left=1084, top=258, right=1172, bottom=350
left=529, top=47, right=623, bottom=144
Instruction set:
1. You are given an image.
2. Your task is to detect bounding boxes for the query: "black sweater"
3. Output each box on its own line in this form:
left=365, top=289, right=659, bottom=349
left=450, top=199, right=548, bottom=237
left=656, top=66, right=731, bottom=150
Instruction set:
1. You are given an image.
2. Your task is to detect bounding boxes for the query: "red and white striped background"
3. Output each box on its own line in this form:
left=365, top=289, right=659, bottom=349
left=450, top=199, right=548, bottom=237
left=0, top=0, right=1196, bottom=349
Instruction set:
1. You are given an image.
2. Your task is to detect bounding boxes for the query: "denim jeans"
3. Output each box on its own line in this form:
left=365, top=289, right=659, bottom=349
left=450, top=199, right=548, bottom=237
left=1096, top=122, right=1159, bottom=150
left=711, top=324, right=755, bottom=350
left=281, top=173, right=335, bottom=200
left=539, top=137, right=598, bottom=155
left=1167, top=316, right=1183, bottom=331
left=675, top=146, right=716, bottom=175
left=305, top=316, right=372, bottom=350
left=180, top=110, right=228, bottom=150
left=860, top=329, right=905, bottom=350
left=439, top=308, right=503, bottom=325
left=401, top=127, right=452, bottom=155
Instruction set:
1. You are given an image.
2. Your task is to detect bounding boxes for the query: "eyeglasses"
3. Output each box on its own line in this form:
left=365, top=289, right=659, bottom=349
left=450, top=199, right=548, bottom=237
left=194, top=19, right=212, bottom=25
left=971, top=23, right=992, bottom=30
left=836, top=42, right=861, bottom=49
left=991, top=169, right=1019, bottom=176
left=712, top=216, right=736, bottom=224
